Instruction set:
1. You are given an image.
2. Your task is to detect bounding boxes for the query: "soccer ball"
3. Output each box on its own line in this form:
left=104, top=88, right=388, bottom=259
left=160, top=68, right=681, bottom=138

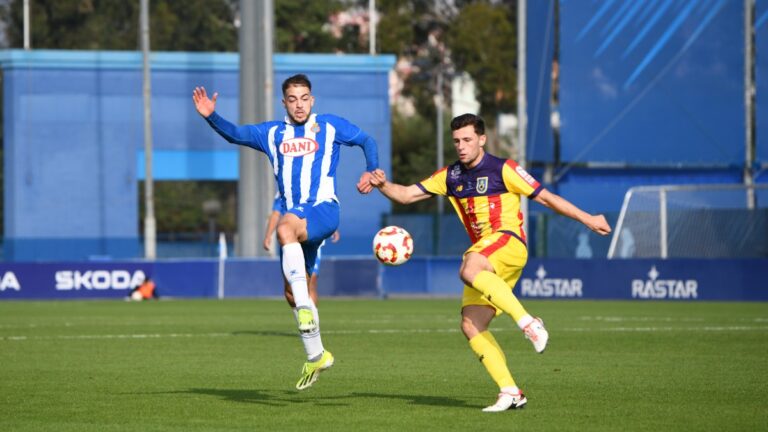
left=373, top=226, right=413, bottom=265
left=130, top=291, right=144, bottom=301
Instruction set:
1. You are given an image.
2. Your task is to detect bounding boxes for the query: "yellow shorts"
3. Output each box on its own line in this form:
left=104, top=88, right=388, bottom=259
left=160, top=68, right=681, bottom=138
left=461, top=231, right=528, bottom=315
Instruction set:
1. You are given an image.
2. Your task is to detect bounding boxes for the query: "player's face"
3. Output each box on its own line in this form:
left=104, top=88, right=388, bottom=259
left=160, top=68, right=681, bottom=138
left=282, top=85, right=314, bottom=124
left=452, top=125, right=486, bottom=168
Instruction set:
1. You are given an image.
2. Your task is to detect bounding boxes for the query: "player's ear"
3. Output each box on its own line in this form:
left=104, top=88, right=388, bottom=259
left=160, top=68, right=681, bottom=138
left=479, top=134, right=487, bottom=147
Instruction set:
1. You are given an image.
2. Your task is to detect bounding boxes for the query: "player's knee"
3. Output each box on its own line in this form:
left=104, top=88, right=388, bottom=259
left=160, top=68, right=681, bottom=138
left=460, top=316, right=473, bottom=336
left=459, top=265, right=476, bottom=286
left=276, top=221, right=296, bottom=244
left=459, top=253, right=491, bottom=285
left=461, top=315, right=482, bottom=338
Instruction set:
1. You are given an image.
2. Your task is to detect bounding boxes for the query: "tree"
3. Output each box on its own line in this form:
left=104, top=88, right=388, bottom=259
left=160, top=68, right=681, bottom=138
left=379, top=1, right=519, bottom=202
left=376, top=0, right=416, bottom=56
left=0, top=0, right=237, bottom=51
left=139, top=181, right=236, bottom=234
left=447, top=2, right=517, bottom=137
left=274, top=0, right=344, bottom=53
left=148, top=0, right=237, bottom=52
left=389, top=109, right=456, bottom=214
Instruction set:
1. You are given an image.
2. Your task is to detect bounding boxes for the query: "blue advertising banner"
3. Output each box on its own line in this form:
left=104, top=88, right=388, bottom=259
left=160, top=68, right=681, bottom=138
left=383, top=258, right=768, bottom=302
left=0, top=262, right=155, bottom=300
left=518, top=259, right=768, bottom=301
left=1, top=258, right=766, bottom=301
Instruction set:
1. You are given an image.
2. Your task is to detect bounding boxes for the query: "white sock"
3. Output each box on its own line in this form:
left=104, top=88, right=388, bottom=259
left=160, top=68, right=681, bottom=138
left=516, top=314, right=534, bottom=330
left=292, top=304, right=324, bottom=361
left=282, top=243, right=310, bottom=309
left=501, top=386, right=520, bottom=395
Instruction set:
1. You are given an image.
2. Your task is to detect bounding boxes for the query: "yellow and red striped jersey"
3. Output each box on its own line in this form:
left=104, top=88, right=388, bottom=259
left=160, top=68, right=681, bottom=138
left=417, top=153, right=543, bottom=245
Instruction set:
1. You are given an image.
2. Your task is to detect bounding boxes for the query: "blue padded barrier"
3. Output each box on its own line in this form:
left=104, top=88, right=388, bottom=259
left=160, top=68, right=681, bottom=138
left=1, top=258, right=766, bottom=301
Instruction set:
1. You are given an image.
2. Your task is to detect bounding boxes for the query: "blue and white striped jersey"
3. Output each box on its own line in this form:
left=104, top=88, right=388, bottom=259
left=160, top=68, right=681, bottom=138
left=206, top=112, right=379, bottom=210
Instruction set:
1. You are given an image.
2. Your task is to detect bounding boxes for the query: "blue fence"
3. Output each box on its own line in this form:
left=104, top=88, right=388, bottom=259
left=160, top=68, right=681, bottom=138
left=1, top=257, right=765, bottom=301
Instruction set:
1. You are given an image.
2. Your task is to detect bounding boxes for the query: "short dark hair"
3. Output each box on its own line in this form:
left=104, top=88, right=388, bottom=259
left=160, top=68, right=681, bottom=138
left=450, top=113, right=485, bottom=135
left=282, top=74, right=312, bottom=95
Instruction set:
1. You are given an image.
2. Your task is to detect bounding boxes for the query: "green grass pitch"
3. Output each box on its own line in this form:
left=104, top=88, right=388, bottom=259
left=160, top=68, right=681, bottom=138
left=1, top=298, right=767, bottom=431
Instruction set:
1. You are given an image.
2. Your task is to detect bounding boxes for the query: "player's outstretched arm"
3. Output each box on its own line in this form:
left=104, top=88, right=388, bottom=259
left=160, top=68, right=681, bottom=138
left=370, top=169, right=431, bottom=205
left=533, top=189, right=612, bottom=236
left=263, top=210, right=281, bottom=251
left=194, top=91, right=263, bottom=147
left=192, top=86, right=218, bottom=118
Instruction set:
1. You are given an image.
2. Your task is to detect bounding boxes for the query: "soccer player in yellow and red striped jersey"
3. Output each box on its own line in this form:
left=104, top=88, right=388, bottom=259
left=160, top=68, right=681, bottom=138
left=370, top=113, right=611, bottom=412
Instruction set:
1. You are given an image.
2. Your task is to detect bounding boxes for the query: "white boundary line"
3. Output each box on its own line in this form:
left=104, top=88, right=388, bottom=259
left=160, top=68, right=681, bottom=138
left=3, top=325, right=768, bottom=342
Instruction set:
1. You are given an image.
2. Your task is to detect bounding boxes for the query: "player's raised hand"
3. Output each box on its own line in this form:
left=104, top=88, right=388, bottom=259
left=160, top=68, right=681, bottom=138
left=357, top=171, right=375, bottom=194
left=192, top=86, right=218, bottom=118
left=587, top=214, right=612, bottom=236
left=369, top=169, right=388, bottom=188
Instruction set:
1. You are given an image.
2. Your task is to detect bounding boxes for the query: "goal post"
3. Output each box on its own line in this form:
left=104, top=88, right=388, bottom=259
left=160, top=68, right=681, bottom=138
left=608, top=183, right=768, bottom=259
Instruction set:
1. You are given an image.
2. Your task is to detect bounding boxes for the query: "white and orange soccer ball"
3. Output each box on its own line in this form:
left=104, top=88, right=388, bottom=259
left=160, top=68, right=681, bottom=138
left=372, top=226, right=413, bottom=266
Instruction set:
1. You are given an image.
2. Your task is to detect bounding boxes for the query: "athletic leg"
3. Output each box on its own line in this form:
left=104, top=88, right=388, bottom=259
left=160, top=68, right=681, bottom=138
left=461, top=234, right=549, bottom=353
left=460, top=252, right=531, bottom=325
left=282, top=202, right=338, bottom=389
left=283, top=272, right=318, bottom=306
left=277, top=213, right=312, bottom=312
left=462, top=300, right=527, bottom=412
left=463, top=305, right=518, bottom=389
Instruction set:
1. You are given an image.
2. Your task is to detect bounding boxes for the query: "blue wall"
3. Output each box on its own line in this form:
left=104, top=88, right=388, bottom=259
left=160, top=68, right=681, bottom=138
left=555, top=167, right=744, bottom=214
left=1, top=50, right=395, bottom=261
left=559, top=0, right=744, bottom=166
left=526, top=0, right=555, bottom=163
left=757, top=0, right=768, bottom=166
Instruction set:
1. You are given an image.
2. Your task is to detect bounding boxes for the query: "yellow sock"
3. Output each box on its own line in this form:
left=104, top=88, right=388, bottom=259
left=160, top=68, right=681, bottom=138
left=472, top=271, right=529, bottom=322
left=469, top=330, right=516, bottom=389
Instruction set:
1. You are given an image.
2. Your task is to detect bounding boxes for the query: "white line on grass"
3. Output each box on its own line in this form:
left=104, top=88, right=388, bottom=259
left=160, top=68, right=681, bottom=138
left=2, top=325, right=768, bottom=342
left=579, top=316, right=768, bottom=323
left=564, top=326, right=768, bottom=332
left=578, top=316, right=707, bottom=322
left=1, top=332, right=232, bottom=341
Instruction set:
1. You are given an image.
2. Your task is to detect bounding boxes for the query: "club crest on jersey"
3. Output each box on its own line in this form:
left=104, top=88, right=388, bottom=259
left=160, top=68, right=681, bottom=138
left=279, top=137, right=319, bottom=157
left=477, top=177, right=488, bottom=193
left=310, top=123, right=321, bottom=133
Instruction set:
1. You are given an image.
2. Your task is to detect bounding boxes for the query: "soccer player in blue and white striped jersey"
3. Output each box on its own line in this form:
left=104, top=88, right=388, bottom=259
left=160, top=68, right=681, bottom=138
left=193, top=74, right=379, bottom=390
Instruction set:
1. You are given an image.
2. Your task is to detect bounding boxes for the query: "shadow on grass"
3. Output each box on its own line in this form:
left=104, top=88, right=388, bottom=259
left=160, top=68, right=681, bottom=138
left=348, top=392, right=476, bottom=408
left=177, top=388, right=476, bottom=409
left=206, top=388, right=285, bottom=406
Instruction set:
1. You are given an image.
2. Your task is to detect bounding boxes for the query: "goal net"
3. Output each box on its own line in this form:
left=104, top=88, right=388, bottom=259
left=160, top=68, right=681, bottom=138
left=607, top=184, right=768, bottom=259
